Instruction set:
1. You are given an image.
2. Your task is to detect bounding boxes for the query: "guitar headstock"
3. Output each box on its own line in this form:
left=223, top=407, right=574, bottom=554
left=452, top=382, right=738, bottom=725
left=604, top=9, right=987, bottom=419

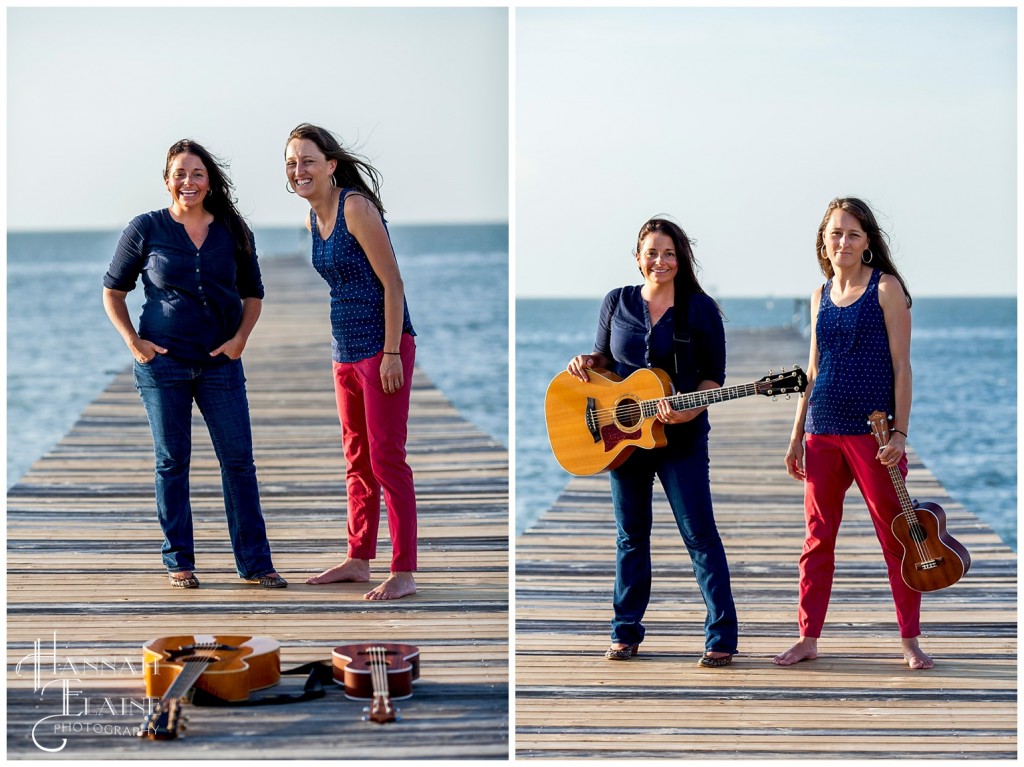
left=755, top=366, right=807, bottom=397
left=867, top=410, right=891, bottom=448
left=139, top=698, right=183, bottom=740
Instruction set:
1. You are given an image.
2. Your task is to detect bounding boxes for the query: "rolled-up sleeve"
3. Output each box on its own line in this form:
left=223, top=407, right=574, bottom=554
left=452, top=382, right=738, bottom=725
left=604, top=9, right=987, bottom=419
left=103, top=216, right=148, bottom=292
left=235, top=230, right=265, bottom=300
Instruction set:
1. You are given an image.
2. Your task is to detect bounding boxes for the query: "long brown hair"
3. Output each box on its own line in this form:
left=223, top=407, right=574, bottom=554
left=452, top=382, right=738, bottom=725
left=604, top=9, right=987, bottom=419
left=815, top=197, right=911, bottom=307
left=635, top=217, right=719, bottom=311
left=164, top=139, right=253, bottom=256
left=286, top=123, right=385, bottom=214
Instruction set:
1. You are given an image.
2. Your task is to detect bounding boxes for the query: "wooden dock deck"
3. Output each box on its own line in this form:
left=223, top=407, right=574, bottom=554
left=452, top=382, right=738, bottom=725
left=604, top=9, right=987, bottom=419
left=6, top=255, right=509, bottom=759
left=515, top=328, right=1017, bottom=759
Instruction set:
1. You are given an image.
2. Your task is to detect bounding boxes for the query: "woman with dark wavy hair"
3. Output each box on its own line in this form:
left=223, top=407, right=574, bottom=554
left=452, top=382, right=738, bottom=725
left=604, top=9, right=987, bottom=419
left=285, top=123, right=418, bottom=601
left=566, top=217, right=738, bottom=667
left=102, top=139, right=286, bottom=590
left=773, top=197, right=929, bottom=669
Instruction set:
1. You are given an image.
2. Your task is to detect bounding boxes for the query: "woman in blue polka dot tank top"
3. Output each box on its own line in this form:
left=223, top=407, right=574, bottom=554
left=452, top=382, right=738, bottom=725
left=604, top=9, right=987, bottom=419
left=285, top=123, right=418, bottom=601
left=772, top=198, right=932, bottom=670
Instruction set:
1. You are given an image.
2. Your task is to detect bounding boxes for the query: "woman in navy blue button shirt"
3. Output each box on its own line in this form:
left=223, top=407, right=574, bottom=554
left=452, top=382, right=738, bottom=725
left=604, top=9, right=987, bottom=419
left=103, top=139, right=285, bottom=590
left=566, top=217, right=738, bottom=667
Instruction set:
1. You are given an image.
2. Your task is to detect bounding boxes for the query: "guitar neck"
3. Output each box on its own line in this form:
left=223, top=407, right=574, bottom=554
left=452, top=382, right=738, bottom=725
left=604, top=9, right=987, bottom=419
left=645, top=381, right=760, bottom=418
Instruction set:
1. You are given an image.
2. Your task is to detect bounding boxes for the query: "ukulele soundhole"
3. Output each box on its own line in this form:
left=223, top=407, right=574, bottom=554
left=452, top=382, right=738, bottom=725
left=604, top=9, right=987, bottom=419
left=908, top=523, right=928, bottom=543
left=615, top=398, right=641, bottom=429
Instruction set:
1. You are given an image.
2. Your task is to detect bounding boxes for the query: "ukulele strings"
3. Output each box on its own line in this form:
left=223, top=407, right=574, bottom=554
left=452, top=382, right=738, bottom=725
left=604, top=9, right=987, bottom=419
left=889, top=464, right=935, bottom=563
left=369, top=646, right=389, bottom=699
left=871, top=417, right=935, bottom=564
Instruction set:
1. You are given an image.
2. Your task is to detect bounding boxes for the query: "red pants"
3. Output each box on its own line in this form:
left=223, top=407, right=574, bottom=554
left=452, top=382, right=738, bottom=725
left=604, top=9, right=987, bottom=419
left=799, top=433, right=921, bottom=638
left=333, top=333, right=417, bottom=572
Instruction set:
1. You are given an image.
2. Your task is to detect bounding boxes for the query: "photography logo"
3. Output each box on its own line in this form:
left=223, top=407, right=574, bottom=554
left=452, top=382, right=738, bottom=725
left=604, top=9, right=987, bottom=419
left=15, top=632, right=154, bottom=753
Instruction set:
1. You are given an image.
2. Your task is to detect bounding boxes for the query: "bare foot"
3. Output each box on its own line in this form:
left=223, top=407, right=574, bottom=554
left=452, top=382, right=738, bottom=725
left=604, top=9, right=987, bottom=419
left=773, top=637, right=818, bottom=666
left=902, top=637, right=934, bottom=669
left=364, top=572, right=417, bottom=600
left=305, top=558, right=371, bottom=585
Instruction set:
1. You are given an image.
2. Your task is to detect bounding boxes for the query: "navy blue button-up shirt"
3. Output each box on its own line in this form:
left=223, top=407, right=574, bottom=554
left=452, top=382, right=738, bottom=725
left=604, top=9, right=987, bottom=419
left=103, top=209, right=264, bottom=365
left=594, top=285, right=726, bottom=446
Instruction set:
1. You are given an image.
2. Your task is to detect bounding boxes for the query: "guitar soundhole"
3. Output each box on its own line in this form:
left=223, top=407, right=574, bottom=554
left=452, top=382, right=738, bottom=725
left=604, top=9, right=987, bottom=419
left=908, top=523, right=927, bottom=543
left=615, top=398, right=641, bottom=429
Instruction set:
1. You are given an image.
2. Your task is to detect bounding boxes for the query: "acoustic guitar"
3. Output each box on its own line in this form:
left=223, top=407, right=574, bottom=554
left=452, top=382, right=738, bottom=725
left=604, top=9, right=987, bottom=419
left=332, top=643, right=420, bottom=724
left=867, top=411, right=971, bottom=592
left=139, top=634, right=281, bottom=739
left=545, top=366, right=806, bottom=475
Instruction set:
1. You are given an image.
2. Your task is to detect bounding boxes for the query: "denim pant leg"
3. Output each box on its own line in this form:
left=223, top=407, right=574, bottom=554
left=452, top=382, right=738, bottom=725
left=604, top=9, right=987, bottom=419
left=608, top=453, right=657, bottom=646
left=194, top=359, right=275, bottom=579
left=134, top=356, right=197, bottom=572
left=656, top=442, right=739, bottom=654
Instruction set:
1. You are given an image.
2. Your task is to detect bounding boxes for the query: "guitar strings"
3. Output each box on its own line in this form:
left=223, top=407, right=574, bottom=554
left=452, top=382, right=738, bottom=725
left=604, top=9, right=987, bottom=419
left=585, top=383, right=764, bottom=427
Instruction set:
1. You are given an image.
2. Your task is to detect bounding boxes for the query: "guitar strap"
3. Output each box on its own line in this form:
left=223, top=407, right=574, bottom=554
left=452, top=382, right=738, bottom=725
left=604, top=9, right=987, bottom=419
left=189, top=660, right=335, bottom=708
left=672, top=289, right=693, bottom=378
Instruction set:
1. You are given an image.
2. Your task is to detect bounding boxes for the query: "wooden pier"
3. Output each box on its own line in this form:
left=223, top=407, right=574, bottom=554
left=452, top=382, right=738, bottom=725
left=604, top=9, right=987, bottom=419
left=6, top=255, right=509, bottom=758
left=515, top=328, right=1017, bottom=759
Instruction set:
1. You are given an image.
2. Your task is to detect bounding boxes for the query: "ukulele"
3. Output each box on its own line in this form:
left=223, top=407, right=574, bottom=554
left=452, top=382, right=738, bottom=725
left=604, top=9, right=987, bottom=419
left=545, top=366, right=806, bottom=475
left=867, top=411, right=971, bottom=592
left=139, top=634, right=281, bottom=739
left=332, top=643, right=420, bottom=723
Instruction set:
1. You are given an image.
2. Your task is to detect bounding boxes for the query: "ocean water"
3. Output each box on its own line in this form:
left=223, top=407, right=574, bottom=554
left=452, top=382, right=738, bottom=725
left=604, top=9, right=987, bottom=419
left=515, top=296, right=1017, bottom=551
left=5, top=224, right=508, bottom=488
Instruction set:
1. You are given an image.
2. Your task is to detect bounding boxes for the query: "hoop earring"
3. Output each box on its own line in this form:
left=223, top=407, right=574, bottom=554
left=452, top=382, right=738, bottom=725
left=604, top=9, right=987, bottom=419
left=862, top=249, right=874, bottom=264
left=285, top=180, right=296, bottom=195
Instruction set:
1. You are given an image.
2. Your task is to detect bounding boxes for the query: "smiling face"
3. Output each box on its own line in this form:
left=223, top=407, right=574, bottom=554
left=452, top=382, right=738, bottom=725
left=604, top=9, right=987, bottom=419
left=164, top=152, right=210, bottom=213
left=635, top=231, right=678, bottom=287
left=822, top=208, right=870, bottom=271
left=285, top=138, right=337, bottom=200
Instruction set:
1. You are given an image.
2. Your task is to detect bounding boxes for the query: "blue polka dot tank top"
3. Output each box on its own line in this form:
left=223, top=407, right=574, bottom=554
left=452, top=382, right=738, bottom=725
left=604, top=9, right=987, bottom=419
left=310, top=190, right=415, bottom=363
left=805, top=268, right=895, bottom=435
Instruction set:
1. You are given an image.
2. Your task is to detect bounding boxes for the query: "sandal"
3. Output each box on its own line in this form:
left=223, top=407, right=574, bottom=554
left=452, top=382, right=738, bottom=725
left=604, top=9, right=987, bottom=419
left=168, top=572, right=200, bottom=589
left=604, top=643, right=640, bottom=660
left=698, top=651, right=733, bottom=668
left=249, top=573, right=288, bottom=589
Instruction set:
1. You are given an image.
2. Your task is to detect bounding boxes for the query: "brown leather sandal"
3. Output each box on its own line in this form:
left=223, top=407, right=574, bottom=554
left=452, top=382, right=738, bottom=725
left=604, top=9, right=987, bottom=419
left=168, top=573, right=200, bottom=589
left=249, top=573, right=288, bottom=589
left=698, top=651, right=733, bottom=668
left=604, top=643, right=640, bottom=660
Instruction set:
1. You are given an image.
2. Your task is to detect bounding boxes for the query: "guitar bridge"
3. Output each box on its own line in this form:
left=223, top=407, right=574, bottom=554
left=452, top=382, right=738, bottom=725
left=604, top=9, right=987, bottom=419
left=584, top=397, right=600, bottom=444
left=915, top=558, right=944, bottom=571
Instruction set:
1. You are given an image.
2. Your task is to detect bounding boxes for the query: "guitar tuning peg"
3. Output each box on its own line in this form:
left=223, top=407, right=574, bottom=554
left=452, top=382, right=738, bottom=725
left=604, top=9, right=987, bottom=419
left=771, top=395, right=778, bottom=402
left=785, top=394, right=791, bottom=400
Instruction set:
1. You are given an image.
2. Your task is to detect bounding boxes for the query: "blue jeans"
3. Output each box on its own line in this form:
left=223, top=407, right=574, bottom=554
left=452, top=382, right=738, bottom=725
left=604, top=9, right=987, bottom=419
left=608, top=438, right=738, bottom=653
left=133, top=355, right=276, bottom=579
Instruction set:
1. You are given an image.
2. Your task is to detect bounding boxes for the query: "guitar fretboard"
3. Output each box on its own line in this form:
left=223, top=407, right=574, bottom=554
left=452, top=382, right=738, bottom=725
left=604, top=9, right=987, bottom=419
left=640, top=382, right=761, bottom=418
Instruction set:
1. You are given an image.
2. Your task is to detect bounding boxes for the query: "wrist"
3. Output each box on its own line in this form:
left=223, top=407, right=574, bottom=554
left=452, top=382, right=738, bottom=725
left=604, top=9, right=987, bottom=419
left=891, top=428, right=908, bottom=438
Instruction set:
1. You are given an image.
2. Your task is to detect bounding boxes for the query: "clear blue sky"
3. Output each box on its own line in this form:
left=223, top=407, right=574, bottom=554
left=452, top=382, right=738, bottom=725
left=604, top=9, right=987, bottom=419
left=516, top=6, right=1017, bottom=297
left=6, top=6, right=508, bottom=230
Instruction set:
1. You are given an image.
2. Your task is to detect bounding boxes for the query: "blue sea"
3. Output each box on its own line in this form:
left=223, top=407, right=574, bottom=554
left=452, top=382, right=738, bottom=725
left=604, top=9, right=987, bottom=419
left=5, top=225, right=508, bottom=489
left=516, top=296, right=1018, bottom=550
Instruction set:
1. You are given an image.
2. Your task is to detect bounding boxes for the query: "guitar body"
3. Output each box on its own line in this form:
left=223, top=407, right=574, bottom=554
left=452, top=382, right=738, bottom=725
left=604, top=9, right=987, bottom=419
left=544, top=367, right=671, bottom=475
left=142, top=634, right=281, bottom=703
left=332, top=643, right=420, bottom=701
left=891, top=500, right=972, bottom=592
